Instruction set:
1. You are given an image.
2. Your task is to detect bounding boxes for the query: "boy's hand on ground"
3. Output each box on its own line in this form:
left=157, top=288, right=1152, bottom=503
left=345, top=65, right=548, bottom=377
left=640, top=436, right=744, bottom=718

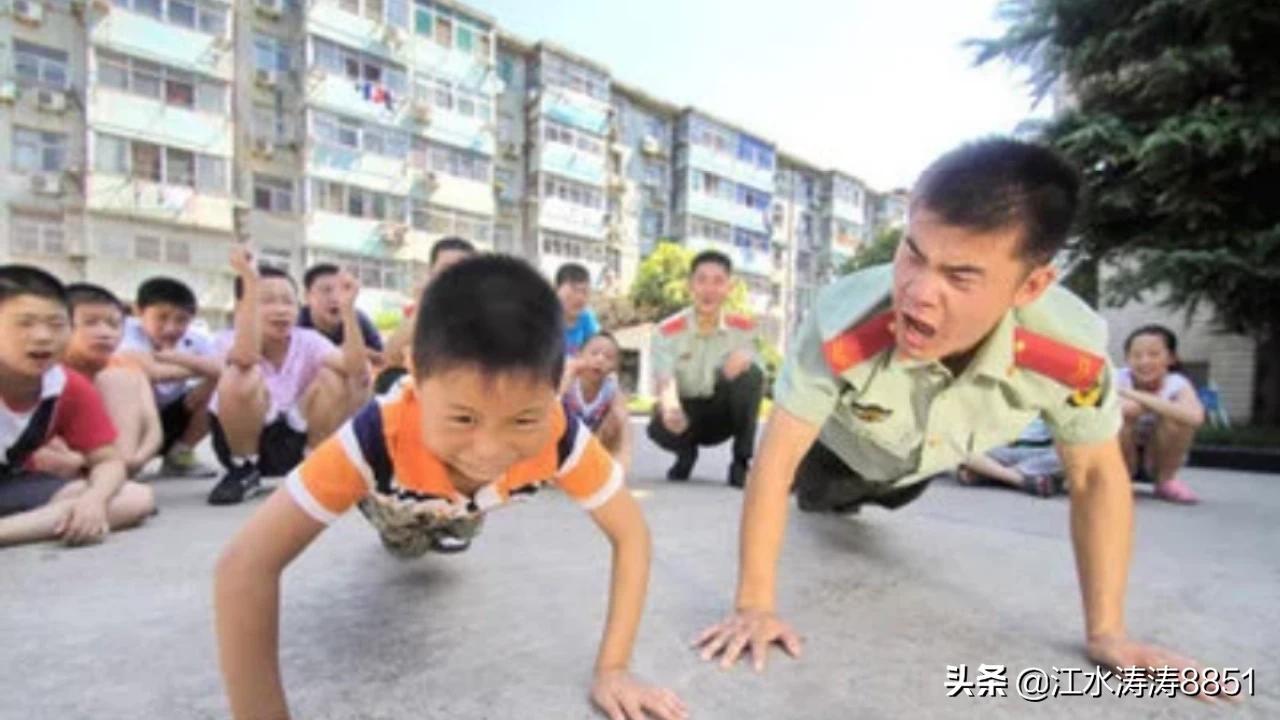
left=694, top=609, right=803, bottom=672
left=56, top=494, right=110, bottom=545
left=1087, top=635, right=1236, bottom=704
left=229, top=245, right=257, bottom=277
left=591, top=669, right=688, bottom=720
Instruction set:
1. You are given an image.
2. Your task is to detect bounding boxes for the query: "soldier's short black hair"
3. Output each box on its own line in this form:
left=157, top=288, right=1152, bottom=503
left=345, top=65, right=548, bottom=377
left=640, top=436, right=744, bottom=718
left=413, top=255, right=564, bottom=387
left=429, top=237, right=476, bottom=267
left=303, top=263, right=340, bottom=291
left=66, top=283, right=125, bottom=316
left=691, top=250, right=733, bottom=275
left=554, top=262, right=591, bottom=288
left=136, top=276, right=198, bottom=314
left=234, top=265, right=297, bottom=301
left=912, top=137, right=1079, bottom=265
left=0, top=264, right=68, bottom=311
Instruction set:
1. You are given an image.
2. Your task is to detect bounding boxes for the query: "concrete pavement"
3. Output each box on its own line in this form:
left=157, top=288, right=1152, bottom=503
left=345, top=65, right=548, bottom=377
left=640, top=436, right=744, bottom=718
left=2, top=428, right=1277, bottom=719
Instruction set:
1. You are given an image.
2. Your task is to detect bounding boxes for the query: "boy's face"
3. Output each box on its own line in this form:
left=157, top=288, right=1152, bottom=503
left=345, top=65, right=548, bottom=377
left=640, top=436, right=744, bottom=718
left=69, top=303, right=124, bottom=364
left=580, top=337, right=619, bottom=378
left=138, top=302, right=194, bottom=349
left=557, top=280, right=590, bottom=318
left=257, top=276, right=300, bottom=343
left=417, top=367, right=558, bottom=485
left=305, top=272, right=341, bottom=328
left=0, top=295, right=70, bottom=378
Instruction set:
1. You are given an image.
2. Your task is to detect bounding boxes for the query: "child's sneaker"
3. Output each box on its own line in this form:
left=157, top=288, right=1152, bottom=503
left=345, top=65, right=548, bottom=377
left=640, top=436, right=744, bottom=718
left=162, top=447, right=218, bottom=478
left=207, top=462, right=263, bottom=505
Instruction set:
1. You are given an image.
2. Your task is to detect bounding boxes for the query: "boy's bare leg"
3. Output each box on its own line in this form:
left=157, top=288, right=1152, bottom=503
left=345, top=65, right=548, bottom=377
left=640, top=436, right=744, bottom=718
left=1118, top=400, right=1144, bottom=474
left=179, top=380, right=216, bottom=448
left=215, top=366, right=271, bottom=458
left=0, top=479, right=156, bottom=547
left=961, top=453, right=1025, bottom=489
left=96, top=367, right=163, bottom=477
left=301, top=366, right=366, bottom=447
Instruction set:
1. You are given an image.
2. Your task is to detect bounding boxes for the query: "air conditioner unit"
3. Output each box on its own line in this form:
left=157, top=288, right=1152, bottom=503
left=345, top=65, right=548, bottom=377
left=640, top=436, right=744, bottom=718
left=254, top=0, right=283, bottom=19
left=252, top=138, right=276, bottom=158
left=410, top=101, right=431, bottom=123
left=14, top=0, right=45, bottom=25
left=379, top=222, right=408, bottom=245
left=641, top=135, right=661, bottom=156
left=36, top=88, right=67, bottom=114
left=502, top=142, right=519, bottom=158
left=31, top=173, right=62, bottom=196
left=254, top=69, right=279, bottom=88
left=525, top=87, right=540, bottom=104
left=0, top=81, right=18, bottom=104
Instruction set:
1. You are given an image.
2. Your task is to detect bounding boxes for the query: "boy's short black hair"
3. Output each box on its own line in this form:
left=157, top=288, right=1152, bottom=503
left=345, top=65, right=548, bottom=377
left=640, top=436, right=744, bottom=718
left=303, top=263, right=340, bottom=291
left=66, top=282, right=125, bottom=315
left=429, top=236, right=476, bottom=267
left=690, top=250, right=733, bottom=275
left=413, top=255, right=564, bottom=386
left=554, top=262, right=591, bottom=288
left=136, top=276, right=198, bottom=314
left=0, top=264, right=68, bottom=310
left=911, top=137, right=1080, bottom=265
left=234, top=265, right=297, bottom=301
left=585, top=331, right=619, bottom=350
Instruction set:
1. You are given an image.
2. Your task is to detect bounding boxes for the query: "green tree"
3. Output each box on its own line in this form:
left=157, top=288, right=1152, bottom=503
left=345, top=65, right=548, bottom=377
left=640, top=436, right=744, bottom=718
left=838, top=226, right=902, bottom=276
left=625, top=240, right=749, bottom=324
left=975, top=0, right=1280, bottom=421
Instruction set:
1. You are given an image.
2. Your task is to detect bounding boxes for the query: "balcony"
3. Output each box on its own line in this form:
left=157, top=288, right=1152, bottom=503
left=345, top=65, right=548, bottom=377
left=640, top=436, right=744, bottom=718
left=85, top=174, right=234, bottom=232
left=90, top=6, right=233, bottom=81
left=686, top=144, right=774, bottom=193
left=307, top=144, right=413, bottom=196
left=538, top=199, right=606, bottom=240
left=535, top=143, right=606, bottom=186
left=685, top=193, right=770, bottom=235
left=531, top=85, right=610, bottom=137
left=88, top=88, right=232, bottom=156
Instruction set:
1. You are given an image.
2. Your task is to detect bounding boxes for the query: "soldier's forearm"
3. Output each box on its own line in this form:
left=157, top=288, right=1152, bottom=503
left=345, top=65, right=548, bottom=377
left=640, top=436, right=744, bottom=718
left=656, top=377, right=680, bottom=411
left=1063, top=441, right=1133, bottom=643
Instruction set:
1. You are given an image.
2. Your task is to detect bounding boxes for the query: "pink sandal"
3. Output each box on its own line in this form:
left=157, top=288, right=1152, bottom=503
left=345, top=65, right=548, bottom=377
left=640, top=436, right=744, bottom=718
left=1154, top=477, right=1200, bottom=505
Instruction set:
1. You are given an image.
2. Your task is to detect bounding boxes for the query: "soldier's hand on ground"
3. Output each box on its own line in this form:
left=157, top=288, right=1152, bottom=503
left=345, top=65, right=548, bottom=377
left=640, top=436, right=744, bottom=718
left=1086, top=635, right=1236, bottom=704
left=56, top=494, right=110, bottom=546
left=694, top=608, right=803, bottom=672
left=660, top=404, right=689, bottom=435
left=721, top=350, right=753, bottom=381
left=229, top=244, right=257, bottom=277
left=590, top=669, right=688, bottom=720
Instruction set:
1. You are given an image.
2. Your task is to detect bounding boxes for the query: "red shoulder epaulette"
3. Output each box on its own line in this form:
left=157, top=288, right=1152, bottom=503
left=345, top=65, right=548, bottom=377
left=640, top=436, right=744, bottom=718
left=725, top=313, right=755, bottom=331
left=1013, top=328, right=1105, bottom=390
left=822, top=311, right=895, bottom=375
left=658, top=314, right=688, bottom=337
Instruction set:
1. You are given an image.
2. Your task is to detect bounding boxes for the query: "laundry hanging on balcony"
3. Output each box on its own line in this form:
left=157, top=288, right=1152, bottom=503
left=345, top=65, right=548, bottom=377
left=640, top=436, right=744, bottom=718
left=354, top=80, right=396, bottom=111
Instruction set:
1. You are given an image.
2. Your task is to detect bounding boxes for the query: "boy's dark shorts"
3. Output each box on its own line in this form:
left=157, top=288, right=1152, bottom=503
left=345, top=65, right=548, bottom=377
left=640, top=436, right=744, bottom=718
left=0, top=471, right=70, bottom=517
left=159, top=392, right=196, bottom=454
left=209, top=414, right=308, bottom=477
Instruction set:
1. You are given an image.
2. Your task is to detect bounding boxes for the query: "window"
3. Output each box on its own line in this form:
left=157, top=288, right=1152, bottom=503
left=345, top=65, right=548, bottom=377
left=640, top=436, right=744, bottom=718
left=309, top=250, right=415, bottom=292
left=254, top=104, right=289, bottom=143
left=114, top=0, right=226, bottom=35
left=165, top=238, right=191, bottom=265
left=166, top=148, right=195, bottom=187
left=98, top=50, right=227, bottom=112
left=12, top=128, right=66, bottom=173
left=426, top=142, right=491, bottom=182
left=309, top=179, right=405, bottom=222
left=14, top=41, right=69, bottom=90
left=434, top=16, right=453, bottom=47
left=135, top=235, right=163, bottom=262
left=95, top=135, right=128, bottom=175
left=311, top=37, right=407, bottom=95
left=253, top=175, right=294, bottom=213
left=254, top=34, right=292, bottom=73
left=131, top=142, right=162, bottom=181
left=542, top=175, right=603, bottom=209
left=312, top=110, right=410, bottom=159
left=9, top=214, right=66, bottom=257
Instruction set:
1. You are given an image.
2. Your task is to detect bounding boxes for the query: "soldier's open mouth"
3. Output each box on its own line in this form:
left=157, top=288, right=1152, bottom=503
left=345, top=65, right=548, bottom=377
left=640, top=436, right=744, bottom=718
left=902, top=312, right=936, bottom=338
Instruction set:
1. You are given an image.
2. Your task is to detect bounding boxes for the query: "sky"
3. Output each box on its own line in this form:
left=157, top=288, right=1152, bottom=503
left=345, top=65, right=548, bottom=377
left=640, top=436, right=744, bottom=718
left=472, top=0, right=1049, bottom=191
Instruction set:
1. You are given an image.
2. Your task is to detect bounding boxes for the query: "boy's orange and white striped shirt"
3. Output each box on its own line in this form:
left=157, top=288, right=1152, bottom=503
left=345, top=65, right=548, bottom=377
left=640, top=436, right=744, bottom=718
left=284, top=379, right=624, bottom=525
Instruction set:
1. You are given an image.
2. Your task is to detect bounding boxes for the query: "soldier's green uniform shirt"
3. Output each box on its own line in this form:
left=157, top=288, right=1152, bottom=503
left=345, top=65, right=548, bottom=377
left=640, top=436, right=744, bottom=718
left=652, top=308, right=759, bottom=399
left=774, top=264, right=1123, bottom=487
